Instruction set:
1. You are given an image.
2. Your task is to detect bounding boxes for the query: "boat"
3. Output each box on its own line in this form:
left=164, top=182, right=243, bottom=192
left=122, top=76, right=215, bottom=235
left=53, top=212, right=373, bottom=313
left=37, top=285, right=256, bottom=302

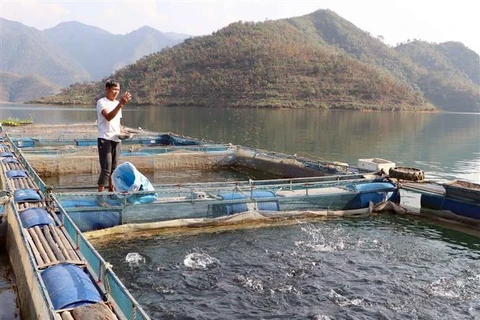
left=0, top=122, right=403, bottom=319
left=401, top=180, right=480, bottom=223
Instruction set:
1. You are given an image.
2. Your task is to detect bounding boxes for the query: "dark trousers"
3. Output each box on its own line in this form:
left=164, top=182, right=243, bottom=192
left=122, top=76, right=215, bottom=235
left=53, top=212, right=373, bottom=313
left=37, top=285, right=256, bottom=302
left=97, top=138, right=120, bottom=187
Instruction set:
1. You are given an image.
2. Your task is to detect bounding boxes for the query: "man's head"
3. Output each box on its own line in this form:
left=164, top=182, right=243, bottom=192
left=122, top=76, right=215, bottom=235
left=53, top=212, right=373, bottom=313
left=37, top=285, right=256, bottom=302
left=105, top=79, right=120, bottom=89
left=105, top=79, right=120, bottom=101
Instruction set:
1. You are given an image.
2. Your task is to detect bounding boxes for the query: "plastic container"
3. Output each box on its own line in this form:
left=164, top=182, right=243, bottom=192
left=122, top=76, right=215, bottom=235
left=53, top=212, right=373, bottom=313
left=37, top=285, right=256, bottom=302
left=252, top=190, right=279, bottom=211
left=0, top=152, right=14, bottom=158
left=357, top=158, right=395, bottom=172
left=41, top=264, right=102, bottom=310
left=19, top=208, right=54, bottom=228
left=13, top=189, right=42, bottom=202
left=112, top=162, right=157, bottom=204
left=345, top=182, right=398, bottom=209
left=2, top=157, right=18, bottom=164
left=6, top=170, right=28, bottom=179
left=65, top=210, right=121, bottom=232
left=212, top=190, right=279, bottom=216
left=216, top=192, right=248, bottom=215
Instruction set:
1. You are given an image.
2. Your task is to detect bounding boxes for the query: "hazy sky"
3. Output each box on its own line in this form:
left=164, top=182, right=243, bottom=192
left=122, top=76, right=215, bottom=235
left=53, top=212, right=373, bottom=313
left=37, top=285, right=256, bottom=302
left=2, top=0, right=479, bottom=54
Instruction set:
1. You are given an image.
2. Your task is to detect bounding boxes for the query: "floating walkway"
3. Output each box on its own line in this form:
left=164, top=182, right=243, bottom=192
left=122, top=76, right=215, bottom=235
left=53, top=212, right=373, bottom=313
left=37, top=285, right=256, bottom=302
left=0, top=126, right=150, bottom=319
left=4, top=123, right=354, bottom=178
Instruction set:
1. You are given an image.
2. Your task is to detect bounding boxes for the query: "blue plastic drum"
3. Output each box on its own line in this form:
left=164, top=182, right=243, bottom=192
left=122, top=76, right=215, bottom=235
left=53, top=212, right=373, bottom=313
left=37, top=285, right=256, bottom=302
left=2, top=157, right=18, bottom=164
left=13, top=189, right=42, bottom=202
left=19, top=208, right=54, bottom=228
left=252, top=190, right=279, bottom=211
left=41, top=264, right=102, bottom=310
left=6, top=170, right=28, bottom=179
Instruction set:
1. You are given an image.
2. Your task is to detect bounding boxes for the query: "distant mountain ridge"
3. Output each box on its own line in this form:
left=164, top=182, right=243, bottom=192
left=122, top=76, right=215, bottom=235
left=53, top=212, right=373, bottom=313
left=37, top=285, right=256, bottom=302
left=43, top=22, right=189, bottom=80
left=36, top=9, right=479, bottom=112
left=1, top=11, right=479, bottom=111
left=0, top=18, right=190, bottom=102
left=0, top=18, right=90, bottom=94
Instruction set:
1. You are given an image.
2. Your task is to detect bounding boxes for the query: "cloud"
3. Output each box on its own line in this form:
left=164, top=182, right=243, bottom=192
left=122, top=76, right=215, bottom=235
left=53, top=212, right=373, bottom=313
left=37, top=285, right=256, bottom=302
left=2, top=1, right=70, bottom=30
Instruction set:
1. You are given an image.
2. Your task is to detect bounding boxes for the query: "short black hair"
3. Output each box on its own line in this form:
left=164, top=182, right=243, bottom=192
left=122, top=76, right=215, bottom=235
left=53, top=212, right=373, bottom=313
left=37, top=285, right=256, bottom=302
left=105, top=79, right=120, bottom=88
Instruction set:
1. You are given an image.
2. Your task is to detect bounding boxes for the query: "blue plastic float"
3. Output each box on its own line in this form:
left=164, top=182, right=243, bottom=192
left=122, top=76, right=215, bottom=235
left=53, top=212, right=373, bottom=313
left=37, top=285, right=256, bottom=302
left=41, top=264, right=102, bottom=310
left=19, top=208, right=54, bottom=228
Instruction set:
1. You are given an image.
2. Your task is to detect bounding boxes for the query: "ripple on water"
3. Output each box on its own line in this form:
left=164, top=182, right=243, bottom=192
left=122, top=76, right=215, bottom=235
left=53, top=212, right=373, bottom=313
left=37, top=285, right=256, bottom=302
left=96, top=217, right=480, bottom=319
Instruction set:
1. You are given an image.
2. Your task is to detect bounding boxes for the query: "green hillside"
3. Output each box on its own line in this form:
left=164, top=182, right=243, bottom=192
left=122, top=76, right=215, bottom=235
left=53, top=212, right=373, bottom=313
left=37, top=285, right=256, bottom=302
left=35, top=10, right=479, bottom=111
left=395, top=41, right=480, bottom=111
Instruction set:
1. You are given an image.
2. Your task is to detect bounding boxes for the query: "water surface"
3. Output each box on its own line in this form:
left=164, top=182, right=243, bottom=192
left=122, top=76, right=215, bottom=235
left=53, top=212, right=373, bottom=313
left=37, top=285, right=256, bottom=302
left=2, top=104, right=478, bottom=183
left=1, top=104, right=479, bottom=319
left=95, top=216, right=480, bottom=319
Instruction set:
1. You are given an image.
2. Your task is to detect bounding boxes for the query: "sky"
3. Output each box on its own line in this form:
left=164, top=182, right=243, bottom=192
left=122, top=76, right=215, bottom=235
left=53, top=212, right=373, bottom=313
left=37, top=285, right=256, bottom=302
left=1, top=0, right=479, bottom=54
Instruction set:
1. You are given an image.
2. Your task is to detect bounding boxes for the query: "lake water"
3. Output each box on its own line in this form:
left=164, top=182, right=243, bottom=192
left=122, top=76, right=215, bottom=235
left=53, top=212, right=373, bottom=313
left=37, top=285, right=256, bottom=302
left=1, top=103, right=479, bottom=319
left=95, top=216, right=480, bottom=320
left=1, top=103, right=479, bottom=183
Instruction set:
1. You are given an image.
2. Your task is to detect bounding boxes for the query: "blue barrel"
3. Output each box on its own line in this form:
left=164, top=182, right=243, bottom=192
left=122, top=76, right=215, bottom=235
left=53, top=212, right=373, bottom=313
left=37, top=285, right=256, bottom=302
left=0, top=152, right=14, bottom=157
left=60, top=198, right=119, bottom=208
left=13, top=189, right=42, bottom=202
left=6, top=170, right=28, bottom=179
left=2, top=157, right=18, bottom=164
left=345, top=182, right=397, bottom=209
left=217, top=193, right=248, bottom=215
left=252, top=190, right=279, bottom=211
left=346, top=182, right=396, bottom=192
left=19, top=208, right=54, bottom=228
left=65, top=211, right=121, bottom=232
left=41, top=264, right=102, bottom=310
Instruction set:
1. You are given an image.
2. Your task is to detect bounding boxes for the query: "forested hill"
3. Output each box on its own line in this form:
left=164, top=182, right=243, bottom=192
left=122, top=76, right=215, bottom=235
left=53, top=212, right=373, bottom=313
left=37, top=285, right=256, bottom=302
left=36, top=10, right=479, bottom=112
left=395, top=41, right=479, bottom=111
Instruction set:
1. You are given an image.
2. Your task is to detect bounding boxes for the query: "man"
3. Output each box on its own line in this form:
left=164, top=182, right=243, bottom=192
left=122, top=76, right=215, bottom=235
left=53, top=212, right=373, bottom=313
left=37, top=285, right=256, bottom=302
left=96, top=79, right=132, bottom=193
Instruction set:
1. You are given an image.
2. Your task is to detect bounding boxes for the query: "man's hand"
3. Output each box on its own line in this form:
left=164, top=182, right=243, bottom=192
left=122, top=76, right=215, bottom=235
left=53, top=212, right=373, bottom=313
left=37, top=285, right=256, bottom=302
left=120, top=91, right=132, bottom=105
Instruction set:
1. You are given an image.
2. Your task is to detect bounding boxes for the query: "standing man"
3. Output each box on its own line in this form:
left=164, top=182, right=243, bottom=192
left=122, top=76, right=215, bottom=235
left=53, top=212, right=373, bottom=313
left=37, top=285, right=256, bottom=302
left=96, top=79, right=132, bottom=193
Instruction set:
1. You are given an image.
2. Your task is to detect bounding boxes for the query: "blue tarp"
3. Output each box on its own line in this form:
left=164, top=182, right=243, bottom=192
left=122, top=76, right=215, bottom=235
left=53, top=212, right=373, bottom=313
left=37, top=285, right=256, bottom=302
left=112, top=162, right=157, bottom=204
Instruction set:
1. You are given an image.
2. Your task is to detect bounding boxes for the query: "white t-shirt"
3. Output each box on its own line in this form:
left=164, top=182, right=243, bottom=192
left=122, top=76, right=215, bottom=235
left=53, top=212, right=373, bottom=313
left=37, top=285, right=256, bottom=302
left=97, top=97, right=122, bottom=142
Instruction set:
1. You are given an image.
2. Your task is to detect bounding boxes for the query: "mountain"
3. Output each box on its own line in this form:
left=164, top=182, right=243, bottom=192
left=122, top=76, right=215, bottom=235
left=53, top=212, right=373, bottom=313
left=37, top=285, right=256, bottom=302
left=4, top=11, right=479, bottom=111
left=289, top=10, right=479, bottom=111
left=42, top=21, right=117, bottom=81
left=395, top=41, right=480, bottom=111
left=0, top=18, right=90, bottom=87
left=38, top=9, right=479, bottom=111
left=0, top=71, right=61, bottom=102
left=0, top=18, right=191, bottom=102
left=43, top=22, right=189, bottom=80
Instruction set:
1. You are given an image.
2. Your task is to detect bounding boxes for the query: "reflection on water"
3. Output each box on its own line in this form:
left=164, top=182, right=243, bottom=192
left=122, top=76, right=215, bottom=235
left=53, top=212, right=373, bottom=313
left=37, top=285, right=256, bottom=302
left=0, top=253, right=18, bottom=319
left=2, top=104, right=479, bottom=183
